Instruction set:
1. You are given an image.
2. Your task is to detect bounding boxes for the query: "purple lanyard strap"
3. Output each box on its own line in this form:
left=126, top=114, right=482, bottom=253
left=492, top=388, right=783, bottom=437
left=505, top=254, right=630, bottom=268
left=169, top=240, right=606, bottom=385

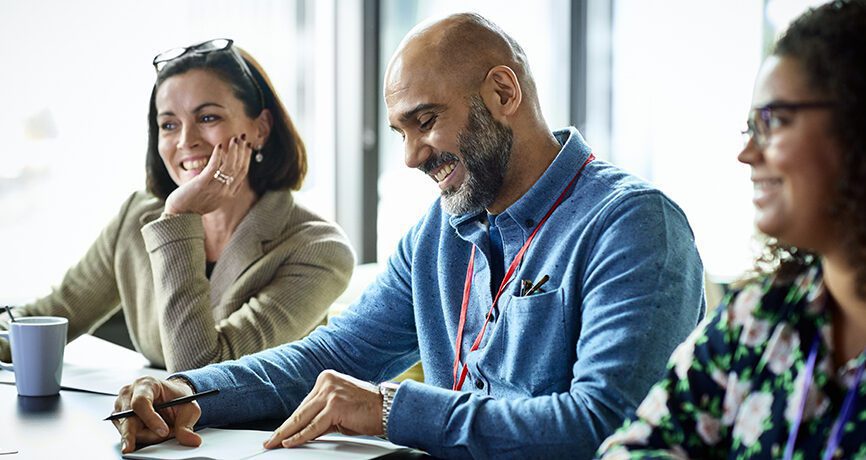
left=784, top=336, right=865, bottom=460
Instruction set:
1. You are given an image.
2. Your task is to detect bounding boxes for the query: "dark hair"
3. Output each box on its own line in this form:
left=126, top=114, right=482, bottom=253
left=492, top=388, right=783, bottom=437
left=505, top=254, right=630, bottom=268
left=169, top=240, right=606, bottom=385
left=145, top=44, right=307, bottom=199
left=756, top=0, right=866, bottom=297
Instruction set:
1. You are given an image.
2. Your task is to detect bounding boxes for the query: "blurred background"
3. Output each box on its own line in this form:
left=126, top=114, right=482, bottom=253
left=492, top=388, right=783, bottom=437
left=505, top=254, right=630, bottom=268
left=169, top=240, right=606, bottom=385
left=0, top=0, right=825, bottom=307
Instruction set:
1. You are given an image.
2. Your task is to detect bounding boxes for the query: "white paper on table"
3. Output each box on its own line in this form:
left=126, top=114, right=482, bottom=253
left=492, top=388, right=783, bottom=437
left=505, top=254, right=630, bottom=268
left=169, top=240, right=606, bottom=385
left=123, top=428, right=407, bottom=460
left=61, top=362, right=170, bottom=395
left=0, top=334, right=169, bottom=395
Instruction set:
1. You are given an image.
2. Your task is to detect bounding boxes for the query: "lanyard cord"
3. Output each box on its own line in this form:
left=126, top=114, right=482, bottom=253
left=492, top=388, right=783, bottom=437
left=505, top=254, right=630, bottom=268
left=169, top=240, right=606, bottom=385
left=451, top=154, right=595, bottom=391
left=784, top=337, right=820, bottom=460
left=825, top=363, right=865, bottom=459
left=784, top=335, right=866, bottom=460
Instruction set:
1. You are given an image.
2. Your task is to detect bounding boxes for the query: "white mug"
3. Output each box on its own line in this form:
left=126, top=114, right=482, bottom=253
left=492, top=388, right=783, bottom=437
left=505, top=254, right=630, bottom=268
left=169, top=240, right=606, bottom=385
left=0, top=316, right=68, bottom=396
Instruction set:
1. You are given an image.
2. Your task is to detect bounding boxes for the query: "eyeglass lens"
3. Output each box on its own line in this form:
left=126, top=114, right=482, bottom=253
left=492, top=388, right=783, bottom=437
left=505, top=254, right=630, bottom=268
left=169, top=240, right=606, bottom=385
left=744, top=108, right=770, bottom=147
left=195, top=39, right=231, bottom=53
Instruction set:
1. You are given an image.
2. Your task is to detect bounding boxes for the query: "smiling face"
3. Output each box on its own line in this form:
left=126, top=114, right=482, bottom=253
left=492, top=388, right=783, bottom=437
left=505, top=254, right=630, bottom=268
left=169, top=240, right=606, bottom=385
left=385, top=53, right=513, bottom=215
left=738, top=55, right=842, bottom=252
left=155, top=69, right=263, bottom=185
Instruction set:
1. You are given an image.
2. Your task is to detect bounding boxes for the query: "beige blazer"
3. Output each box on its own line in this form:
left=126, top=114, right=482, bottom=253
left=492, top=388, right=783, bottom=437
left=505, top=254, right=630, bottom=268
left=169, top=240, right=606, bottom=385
left=1, top=190, right=354, bottom=372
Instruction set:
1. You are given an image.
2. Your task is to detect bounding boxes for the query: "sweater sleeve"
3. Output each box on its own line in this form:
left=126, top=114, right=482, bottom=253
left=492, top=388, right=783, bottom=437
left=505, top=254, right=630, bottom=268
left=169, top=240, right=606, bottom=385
left=142, top=212, right=355, bottom=372
left=173, top=219, right=421, bottom=427
left=0, top=194, right=135, bottom=361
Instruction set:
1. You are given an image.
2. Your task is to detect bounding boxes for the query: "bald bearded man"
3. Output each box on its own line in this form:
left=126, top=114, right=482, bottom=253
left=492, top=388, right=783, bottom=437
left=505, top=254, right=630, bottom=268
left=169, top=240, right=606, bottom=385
left=113, top=13, right=705, bottom=459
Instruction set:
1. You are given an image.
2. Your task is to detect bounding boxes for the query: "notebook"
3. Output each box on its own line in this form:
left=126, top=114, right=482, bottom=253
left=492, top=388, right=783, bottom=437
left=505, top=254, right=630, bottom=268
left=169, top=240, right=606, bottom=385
left=123, top=428, right=406, bottom=460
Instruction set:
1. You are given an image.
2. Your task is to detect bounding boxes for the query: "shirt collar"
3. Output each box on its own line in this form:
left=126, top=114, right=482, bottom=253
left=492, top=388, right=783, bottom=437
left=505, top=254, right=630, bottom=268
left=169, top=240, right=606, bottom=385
left=449, top=127, right=593, bottom=234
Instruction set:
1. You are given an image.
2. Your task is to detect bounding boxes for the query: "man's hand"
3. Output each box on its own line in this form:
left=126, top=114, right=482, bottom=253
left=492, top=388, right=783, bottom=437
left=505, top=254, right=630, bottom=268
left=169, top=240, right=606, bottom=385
left=113, top=376, right=201, bottom=454
left=264, top=370, right=383, bottom=449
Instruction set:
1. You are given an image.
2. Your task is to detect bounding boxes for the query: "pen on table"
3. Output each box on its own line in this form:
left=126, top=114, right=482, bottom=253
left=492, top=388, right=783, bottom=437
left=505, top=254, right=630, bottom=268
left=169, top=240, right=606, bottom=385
left=104, top=388, right=219, bottom=421
left=526, top=275, right=550, bottom=296
left=3, top=306, right=14, bottom=323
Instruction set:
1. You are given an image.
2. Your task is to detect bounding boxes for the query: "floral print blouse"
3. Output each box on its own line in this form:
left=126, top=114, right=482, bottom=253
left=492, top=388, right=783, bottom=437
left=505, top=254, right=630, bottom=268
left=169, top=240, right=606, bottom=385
left=596, top=264, right=866, bottom=459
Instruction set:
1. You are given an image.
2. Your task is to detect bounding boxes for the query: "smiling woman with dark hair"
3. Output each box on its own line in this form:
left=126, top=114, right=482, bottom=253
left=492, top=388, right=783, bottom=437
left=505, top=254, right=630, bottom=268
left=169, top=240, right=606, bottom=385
left=0, top=39, right=354, bottom=373
left=597, top=1, right=866, bottom=458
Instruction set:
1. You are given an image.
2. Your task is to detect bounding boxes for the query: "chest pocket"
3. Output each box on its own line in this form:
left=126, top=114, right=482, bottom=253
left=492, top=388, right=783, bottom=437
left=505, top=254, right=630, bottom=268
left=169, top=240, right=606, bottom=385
left=486, top=287, right=572, bottom=396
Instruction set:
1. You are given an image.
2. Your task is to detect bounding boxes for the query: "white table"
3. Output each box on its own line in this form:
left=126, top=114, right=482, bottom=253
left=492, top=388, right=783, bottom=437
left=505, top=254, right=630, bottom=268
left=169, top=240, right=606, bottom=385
left=0, top=335, right=165, bottom=459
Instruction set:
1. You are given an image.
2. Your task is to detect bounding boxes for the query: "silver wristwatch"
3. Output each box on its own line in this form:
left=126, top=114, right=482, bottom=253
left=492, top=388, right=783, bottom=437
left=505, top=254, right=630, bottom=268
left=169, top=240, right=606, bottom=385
left=378, top=381, right=400, bottom=439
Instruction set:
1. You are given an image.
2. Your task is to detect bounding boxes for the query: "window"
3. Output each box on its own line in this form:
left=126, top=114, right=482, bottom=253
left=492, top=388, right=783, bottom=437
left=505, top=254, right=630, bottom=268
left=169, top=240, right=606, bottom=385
left=376, top=0, right=571, bottom=262
left=0, top=0, right=828, bottom=307
left=606, top=0, right=827, bottom=283
left=0, top=0, right=335, bottom=303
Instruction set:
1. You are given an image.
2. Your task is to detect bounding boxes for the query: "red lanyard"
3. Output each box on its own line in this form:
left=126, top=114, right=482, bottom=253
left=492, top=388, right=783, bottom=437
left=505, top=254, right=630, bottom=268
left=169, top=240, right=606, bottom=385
left=451, top=154, right=595, bottom=391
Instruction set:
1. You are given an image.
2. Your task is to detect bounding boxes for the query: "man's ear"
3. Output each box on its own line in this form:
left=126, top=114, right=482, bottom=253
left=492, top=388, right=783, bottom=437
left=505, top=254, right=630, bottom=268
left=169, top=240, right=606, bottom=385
left=480, top=65, right=522, bottom=118
left=255, top=109, right=273, bottom=146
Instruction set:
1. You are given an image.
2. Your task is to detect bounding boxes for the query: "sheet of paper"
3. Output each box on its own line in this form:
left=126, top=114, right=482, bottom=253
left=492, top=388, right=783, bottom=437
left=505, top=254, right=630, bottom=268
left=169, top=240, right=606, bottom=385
left=123, top=428, right=266, bottom=460
left=123, top=428, right=406, bottom=460
left=63, top=334, right=152, bottom=367
left=0, top=334, right=169, bottom=395
left=61, top=362, right=170, bottom=395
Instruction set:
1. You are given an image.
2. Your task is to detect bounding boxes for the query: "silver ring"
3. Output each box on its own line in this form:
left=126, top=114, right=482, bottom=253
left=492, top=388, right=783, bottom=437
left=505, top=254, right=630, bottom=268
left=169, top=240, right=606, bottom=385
left=213, top=170, right=234, bottom=185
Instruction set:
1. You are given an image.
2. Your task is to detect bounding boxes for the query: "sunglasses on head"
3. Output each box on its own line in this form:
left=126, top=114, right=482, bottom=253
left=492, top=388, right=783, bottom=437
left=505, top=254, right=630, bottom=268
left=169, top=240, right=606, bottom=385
left=153, top=38, right=265, bottom=109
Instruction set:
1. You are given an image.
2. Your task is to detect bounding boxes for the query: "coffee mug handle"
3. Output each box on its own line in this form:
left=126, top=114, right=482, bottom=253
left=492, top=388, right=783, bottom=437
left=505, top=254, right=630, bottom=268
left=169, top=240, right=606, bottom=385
left=0, top=330, right=12, bottom=371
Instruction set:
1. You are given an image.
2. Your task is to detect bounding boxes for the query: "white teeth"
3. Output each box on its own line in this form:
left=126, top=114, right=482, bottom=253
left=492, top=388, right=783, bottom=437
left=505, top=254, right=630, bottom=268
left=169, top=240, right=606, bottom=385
left=433, top=163, right=455, bottom=182
left=754, top=179, right=782, bottom=190
left=182, top=159, right=207, bottom=171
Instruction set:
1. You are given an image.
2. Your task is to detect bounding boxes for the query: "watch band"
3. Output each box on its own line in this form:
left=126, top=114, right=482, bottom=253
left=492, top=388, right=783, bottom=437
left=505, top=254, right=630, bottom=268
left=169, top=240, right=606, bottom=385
left=378, top=381, right=400, bottom=439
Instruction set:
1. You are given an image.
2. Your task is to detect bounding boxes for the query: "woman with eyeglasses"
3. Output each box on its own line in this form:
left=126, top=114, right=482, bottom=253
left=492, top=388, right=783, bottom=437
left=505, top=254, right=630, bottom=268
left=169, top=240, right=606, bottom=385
left=0, top=39, right=354, bottom=373
left=597, top=1, right=866, bottom=458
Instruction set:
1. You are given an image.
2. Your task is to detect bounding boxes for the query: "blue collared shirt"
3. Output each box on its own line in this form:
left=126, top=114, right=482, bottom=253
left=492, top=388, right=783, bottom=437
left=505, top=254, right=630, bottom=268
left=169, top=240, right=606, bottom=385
left=177, top=127, right=706, bottom=459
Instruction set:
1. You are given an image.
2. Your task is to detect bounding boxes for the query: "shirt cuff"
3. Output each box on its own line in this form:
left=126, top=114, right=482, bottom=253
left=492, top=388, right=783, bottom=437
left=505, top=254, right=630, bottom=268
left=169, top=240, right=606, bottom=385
left=169, top=367, right=237, bottom=427
left=387, top=379, right=450, bottom=450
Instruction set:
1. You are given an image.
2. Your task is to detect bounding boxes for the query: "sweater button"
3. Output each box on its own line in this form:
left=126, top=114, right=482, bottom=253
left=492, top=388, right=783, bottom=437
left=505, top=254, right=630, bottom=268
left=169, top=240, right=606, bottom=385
left=475, top=379, right=485, bottom=389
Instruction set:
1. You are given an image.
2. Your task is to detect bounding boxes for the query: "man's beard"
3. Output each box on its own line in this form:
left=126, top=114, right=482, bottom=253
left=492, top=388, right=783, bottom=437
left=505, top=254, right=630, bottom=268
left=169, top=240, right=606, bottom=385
left=422, top=95, right=514, bottom=216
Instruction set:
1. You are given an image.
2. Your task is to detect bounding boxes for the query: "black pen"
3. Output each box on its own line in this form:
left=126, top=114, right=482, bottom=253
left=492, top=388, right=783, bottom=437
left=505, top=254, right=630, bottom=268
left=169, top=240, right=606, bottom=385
left=3, top=306, right=15, bottom=323
left=104, top=388, right=219, bottom=421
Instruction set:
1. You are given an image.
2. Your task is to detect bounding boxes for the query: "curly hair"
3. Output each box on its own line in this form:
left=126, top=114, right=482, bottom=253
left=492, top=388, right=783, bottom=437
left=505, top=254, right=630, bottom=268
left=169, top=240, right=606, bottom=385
left=145, top=43, right=307, bottom=200
left=753, top=0, right=866, bottom=298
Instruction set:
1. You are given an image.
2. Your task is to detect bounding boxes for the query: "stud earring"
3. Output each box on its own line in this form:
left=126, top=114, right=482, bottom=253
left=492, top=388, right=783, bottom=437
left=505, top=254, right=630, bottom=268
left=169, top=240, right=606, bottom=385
left=254, top=146, right=264, bottom=163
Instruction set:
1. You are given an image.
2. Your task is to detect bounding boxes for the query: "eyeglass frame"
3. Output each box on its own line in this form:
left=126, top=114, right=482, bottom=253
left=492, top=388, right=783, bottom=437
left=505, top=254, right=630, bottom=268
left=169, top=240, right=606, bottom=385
left=152, top=38, right=265, bottom=112
left=743, top=100, right=835, bottom=148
